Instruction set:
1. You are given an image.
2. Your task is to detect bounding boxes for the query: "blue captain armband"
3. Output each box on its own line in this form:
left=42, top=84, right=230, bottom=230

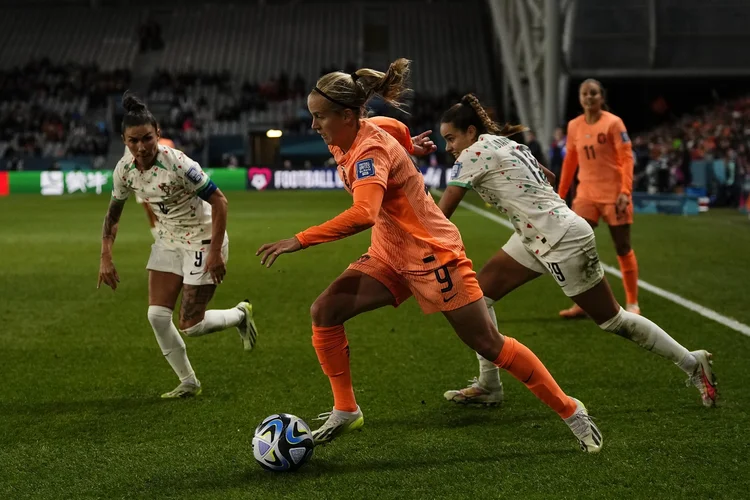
left=197, top=179, right=218, bottom=201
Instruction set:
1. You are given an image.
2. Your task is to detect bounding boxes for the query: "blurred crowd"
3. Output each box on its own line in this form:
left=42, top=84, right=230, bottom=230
left=0, top=59, right=130, bottom=170
left=632, top=95, right=749, bottom=206
left=3, top=56, right=749, bottom=210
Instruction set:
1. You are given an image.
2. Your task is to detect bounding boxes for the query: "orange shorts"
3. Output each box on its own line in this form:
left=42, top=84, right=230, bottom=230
left=572, top=197, right=633, bottom=226
left=347, top=253, right=484, bottom=314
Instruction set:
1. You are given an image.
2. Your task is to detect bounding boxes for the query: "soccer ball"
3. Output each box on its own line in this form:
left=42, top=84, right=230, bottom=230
left=252, top=413, right=315, bottom=472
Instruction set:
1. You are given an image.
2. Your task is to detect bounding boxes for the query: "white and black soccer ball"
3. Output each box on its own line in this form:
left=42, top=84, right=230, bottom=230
left=252, top=413, right=315, bottom=472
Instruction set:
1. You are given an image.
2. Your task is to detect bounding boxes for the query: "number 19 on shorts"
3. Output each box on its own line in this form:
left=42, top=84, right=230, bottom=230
left=547, top=262, right=566, bottom=284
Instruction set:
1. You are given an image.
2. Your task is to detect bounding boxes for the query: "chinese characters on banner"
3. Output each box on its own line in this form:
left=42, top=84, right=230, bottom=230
left=40, top=171, right=110, bottom=196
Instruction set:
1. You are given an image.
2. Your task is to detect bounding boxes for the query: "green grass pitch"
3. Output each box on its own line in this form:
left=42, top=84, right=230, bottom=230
left=1, top=191, right=748, bottom=499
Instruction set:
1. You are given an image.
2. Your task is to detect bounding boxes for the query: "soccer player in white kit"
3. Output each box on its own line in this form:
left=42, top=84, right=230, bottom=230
left=436, top=94, right=717, bottom=408
left=98, top=93, right=258, bottom=398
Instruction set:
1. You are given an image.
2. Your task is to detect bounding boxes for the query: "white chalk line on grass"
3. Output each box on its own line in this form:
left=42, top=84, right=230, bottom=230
left=432, top=189, right=750, bottom=337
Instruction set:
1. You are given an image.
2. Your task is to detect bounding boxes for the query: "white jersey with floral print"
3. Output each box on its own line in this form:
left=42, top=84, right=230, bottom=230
left=449, top=134, right=573, bottom=256
left=112, top=146, right=216, bottom=251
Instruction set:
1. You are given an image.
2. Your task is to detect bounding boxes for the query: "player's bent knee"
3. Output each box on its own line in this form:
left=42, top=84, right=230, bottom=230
left=599, top=307, right=625, bottom=334
left=310, top=295, right=344, bottom=326
left=179, top=317, right=205, bottom=334
left=147, top=305, right=174, bottom=329
left=463, top=326, right=502, bottom=362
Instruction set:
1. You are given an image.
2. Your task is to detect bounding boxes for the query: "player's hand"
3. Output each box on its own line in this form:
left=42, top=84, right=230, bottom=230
left=256, top=237, right=302, bottom=268
left=411, top=130, right=437, bottom=156
left=615, top=193, right=630, bottom=217
left=98, top=257, right=120, bottom=290
left=205, top=249, right=226, bottom=284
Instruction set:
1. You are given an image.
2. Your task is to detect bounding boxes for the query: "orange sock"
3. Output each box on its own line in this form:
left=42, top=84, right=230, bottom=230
left=312, top=325, right=357, bottom=412
left=617, top=249, right=639, bottom=305
left=493, top=337, right=576, bottom=419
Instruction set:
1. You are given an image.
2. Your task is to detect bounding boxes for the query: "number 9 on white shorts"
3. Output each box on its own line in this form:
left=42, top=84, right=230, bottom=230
left=146, top=239, right=230, bottom=286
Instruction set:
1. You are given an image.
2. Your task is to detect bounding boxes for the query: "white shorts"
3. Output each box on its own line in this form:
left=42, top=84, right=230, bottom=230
left=146, top=238, right=229, bottom=286
left=502, top=217, right=604, bottom=297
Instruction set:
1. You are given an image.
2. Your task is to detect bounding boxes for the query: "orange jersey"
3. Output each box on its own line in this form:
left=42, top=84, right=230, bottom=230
left=558, top=111, right=634, bottom=203
left=330, top=119, right=464, bottom=272
left=368, top=116, right=415, bottom=155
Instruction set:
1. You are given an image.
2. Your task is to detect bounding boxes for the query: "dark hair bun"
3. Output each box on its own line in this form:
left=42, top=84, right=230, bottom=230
left=122, top=92, right=147, bottom=113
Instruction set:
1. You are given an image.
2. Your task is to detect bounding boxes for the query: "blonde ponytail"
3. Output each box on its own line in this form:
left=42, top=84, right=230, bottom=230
left=313, top=58, right=412, bottom=115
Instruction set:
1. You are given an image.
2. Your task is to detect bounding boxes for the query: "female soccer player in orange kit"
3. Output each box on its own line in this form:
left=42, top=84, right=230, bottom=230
left=558, top=79, right=640, bottom=318
left=257, top=59, right=603, bottom=453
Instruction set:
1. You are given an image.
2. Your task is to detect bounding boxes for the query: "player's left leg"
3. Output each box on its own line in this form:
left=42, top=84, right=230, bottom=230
left=444, top=238, right=543, bottom=405
left=605, top=202, right=639, bottom=313
left=545, top=217, right=716, bottom=406
left=572, top=278, right=717, bottom=407
left=178, top=241, right=257, bottom=351
left=441, top=294, right=602, bottom=453
left=178, top=284, right=254, bottom=348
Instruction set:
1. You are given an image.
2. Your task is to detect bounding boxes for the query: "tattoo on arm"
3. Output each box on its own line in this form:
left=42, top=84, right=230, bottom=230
left=103, top=199, right=125, bottom=241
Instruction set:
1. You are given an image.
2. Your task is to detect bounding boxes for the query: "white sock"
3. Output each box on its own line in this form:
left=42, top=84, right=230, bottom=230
left=599, top=307, right=698, bottom=375
left=147, top=305, right=198, bottom=384
left=182, top=307, right=244, bottom=337
left=477, top=297, right=503, bottom=389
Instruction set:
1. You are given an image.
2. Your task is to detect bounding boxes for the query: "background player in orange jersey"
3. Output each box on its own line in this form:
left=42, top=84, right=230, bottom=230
left=256, top=59, right=603, bottom=453
left=558, top=79, right=640, bottom=318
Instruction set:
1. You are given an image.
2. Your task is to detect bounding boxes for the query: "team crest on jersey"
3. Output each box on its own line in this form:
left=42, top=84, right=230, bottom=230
left=621, top=131, right=630, bottom=143
left=355, top=159, right=375, bottom=179
left=185, top=166, right=203, bottom=184
left=158, top=182, right=175, bottom=197
left=597, top=133, right=607, bottom=144
left=451, top=161, right=463, bottom=179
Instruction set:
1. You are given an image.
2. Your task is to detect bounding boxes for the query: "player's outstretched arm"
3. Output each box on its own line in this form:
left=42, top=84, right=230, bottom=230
left=437, top=185, right=469, bottom=219
left=98, top=198, right=126, bottom=290
left=256, top=184, right=385, bottom=268
left=204, top=188, right=228, bottom=284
